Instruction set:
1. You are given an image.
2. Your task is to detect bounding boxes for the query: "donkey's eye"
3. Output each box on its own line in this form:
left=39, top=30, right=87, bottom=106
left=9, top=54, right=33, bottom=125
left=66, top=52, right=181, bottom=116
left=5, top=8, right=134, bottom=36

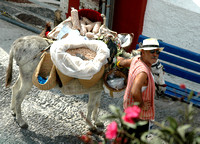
left=154, top=73, right=159, bottom=76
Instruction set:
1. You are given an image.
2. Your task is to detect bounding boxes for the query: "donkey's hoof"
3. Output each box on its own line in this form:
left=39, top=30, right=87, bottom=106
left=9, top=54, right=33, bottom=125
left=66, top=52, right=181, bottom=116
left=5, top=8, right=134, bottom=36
left=15, top=119, right=28, bottom=129
left=11, top=112, right=16, bottom=117
left=20, top=123, right=28, bottom=129
left=18, top=122, right=28, bottom=129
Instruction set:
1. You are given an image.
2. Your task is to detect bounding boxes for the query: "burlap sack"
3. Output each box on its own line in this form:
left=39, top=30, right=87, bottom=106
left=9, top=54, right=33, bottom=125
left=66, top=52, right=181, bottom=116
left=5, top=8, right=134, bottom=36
left=56, top=67, right=73, bottom=86
left=78, top=65, right=105, bottom=88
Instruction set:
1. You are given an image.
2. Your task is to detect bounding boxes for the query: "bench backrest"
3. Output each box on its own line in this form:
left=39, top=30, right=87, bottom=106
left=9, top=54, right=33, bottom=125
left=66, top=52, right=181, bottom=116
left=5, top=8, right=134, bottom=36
left=137, top=35, right=200, bottom=84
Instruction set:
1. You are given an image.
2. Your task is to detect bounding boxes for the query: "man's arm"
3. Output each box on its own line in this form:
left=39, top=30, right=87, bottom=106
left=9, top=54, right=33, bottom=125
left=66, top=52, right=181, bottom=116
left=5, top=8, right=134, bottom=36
left=131, top=72, right=148, bottom=108
left=117, top=56, right=133, bottom=68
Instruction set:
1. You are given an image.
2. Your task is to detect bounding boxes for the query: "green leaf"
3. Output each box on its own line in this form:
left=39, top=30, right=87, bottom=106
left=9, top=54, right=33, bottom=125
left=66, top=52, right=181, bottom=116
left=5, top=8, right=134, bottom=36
left=195, top=137, right=200, bottom=143
left=167, top=117, right=178, bottom=130
left=194, top=128, right=200, bottom=133
left=109, top=105, right=119, bottom=115
left=130, top=138, right=140, bottom=144
left=160, top=126, right=175, bottom=134
left=177, top=124, right=191, bottom=141
left=123, top=121, right=137, bottom=129
left=188, top=91, right=194, bottom=101
left=188, top=103, right=194, bottom=113
left=137, top=121, right=148, bottom=126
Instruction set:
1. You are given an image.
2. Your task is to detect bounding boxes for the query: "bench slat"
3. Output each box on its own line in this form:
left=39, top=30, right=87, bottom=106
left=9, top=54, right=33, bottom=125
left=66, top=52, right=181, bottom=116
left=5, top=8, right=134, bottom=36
left=161, top=62, right=200, bottom=83
left=165, top=81, right=200, bottom=107
left=159, top=52, right=200, bottom=73
left=165, top=81, right=198, bottom=95
left=165, top=90, right=200, bottom=108
left=159, top=42, right=200, bottom=63
left=138, top=35, right=200, bottom=63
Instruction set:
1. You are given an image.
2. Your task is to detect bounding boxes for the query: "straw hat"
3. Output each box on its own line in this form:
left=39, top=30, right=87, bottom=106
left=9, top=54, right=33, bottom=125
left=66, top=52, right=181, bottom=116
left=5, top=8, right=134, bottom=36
left=137, top=38, right=164, bottom=51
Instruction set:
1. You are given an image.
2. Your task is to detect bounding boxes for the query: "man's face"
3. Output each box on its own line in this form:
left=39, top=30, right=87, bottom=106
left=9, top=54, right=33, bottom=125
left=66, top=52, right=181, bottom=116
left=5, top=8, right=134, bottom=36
left=142, top=49, right=160, bottom=65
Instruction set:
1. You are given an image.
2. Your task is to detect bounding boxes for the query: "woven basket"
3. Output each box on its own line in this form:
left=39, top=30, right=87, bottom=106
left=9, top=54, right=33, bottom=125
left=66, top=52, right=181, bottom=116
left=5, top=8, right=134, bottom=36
left=103, top=69, right=127, bottom=98
left=32, top=52, right=57, bottom=90
left=78, top=65, right=105, bottom=88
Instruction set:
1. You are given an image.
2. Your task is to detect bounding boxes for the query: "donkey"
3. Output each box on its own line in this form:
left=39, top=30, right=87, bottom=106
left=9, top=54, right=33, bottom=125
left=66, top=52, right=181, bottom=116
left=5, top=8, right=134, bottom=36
left=5, top=35, right=166, bottom=129
left=5, top=35, right=106, bottom=129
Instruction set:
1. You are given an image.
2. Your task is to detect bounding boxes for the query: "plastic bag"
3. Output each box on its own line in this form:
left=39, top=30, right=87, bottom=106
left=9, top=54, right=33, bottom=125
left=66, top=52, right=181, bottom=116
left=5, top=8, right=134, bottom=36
left=50, top=35, right=110, bottom=79
left=118, top=33, right=134, bottom=51
left=107, top=77, right=125, bottom=90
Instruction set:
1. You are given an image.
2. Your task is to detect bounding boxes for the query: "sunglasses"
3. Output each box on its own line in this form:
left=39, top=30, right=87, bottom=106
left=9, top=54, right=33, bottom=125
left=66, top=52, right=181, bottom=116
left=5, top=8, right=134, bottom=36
left=149, top=50, right=160, bottom=55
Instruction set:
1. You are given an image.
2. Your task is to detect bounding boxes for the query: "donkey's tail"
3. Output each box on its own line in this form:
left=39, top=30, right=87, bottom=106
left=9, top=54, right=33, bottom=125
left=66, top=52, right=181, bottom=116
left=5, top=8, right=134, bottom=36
left=5, top=48, right=14, bottom=87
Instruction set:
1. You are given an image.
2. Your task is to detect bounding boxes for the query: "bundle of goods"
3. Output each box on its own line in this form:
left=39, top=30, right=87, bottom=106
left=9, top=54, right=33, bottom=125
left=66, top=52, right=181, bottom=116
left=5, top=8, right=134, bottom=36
left=38, top=8, right=134, bottom=94
left=103, top=69, right=127, bottom=98
left=50, top=38, right=110, bottom=88
left=47, top=8, right=118, bottom=42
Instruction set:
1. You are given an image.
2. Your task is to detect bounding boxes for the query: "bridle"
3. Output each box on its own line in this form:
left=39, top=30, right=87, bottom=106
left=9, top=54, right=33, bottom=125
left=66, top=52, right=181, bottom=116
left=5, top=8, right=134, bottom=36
left=151, top=60, right=167, bottom=98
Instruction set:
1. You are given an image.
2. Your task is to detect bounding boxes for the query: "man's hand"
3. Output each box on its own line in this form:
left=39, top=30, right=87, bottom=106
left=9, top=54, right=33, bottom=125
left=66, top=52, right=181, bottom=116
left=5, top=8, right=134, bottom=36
left=117, top=56, right=132, bottom=68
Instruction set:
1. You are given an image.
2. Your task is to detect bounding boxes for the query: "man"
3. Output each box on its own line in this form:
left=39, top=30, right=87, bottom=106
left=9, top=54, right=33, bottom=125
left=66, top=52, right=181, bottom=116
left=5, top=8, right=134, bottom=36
left=117, top=38, right=164, bottom=137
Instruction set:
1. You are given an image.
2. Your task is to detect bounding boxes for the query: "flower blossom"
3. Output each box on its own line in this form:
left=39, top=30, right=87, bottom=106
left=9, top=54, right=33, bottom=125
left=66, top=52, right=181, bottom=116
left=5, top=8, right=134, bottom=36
left=123, top=115, right=135, bottom=123
left=180, top=84, right=186, bottom=89
left=105, top=121, right=118, bottom=139
left=123, top=105, right=141, bottom=123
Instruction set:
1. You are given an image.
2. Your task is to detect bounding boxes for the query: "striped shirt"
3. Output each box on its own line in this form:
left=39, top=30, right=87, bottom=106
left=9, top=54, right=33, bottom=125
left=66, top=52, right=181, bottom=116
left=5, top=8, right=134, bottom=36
left=123, top=55, right=155, bottom=120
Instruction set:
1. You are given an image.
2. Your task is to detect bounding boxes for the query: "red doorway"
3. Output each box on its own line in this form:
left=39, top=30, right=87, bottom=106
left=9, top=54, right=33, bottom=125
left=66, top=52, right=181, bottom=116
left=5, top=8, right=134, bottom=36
left=112, top=0, right=147, bottom=52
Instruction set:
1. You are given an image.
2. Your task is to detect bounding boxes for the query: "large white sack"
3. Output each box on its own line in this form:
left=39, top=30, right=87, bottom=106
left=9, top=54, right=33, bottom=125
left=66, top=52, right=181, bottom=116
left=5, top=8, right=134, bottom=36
left=50, top=36, right=110, bottom=79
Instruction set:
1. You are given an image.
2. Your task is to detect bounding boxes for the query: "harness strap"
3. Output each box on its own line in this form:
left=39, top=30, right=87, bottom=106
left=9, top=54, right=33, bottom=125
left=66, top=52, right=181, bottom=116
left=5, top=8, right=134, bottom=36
left=151, top=60, right=161, bottom=68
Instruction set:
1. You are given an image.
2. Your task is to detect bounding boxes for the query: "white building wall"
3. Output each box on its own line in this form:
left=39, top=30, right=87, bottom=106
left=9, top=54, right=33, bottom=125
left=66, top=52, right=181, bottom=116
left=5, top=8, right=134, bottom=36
left=142, top=0, right=200, bottom=53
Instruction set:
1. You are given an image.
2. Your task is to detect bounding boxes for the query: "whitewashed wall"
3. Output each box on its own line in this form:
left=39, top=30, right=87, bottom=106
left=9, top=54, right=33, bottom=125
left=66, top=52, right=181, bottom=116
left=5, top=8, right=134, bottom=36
left=142, top=0, right=200, bottom=53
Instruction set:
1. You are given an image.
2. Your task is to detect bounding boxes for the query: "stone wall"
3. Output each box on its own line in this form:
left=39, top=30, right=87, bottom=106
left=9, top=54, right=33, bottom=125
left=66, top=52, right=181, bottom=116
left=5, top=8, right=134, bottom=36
left=143, top=0, right=200, bottom=53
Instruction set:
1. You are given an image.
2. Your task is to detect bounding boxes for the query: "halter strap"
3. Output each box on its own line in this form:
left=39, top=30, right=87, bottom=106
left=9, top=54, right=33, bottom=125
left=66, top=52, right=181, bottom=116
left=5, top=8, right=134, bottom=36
left=151, top=60, right=161, bottom=69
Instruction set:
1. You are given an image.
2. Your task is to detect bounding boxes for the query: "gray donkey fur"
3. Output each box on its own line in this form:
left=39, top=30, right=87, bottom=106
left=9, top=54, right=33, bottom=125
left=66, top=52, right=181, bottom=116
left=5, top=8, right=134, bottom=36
left=6, top=35, right=104, bottom=129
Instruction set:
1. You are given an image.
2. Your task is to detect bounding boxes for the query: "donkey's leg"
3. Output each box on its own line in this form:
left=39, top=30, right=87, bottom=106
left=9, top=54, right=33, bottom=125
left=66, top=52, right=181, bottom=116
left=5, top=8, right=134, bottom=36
left=15, top=73, right=33, bottom=128
left=11, top=75, right=21, bottom=116
left=92, top=91, right=104, bottom=127
left=87, top=91, right=103, bottom=127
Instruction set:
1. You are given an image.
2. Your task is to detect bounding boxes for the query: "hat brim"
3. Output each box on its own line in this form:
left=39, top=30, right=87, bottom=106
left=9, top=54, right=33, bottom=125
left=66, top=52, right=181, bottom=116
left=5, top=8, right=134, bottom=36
left=137, top=47, right=164, bottom=51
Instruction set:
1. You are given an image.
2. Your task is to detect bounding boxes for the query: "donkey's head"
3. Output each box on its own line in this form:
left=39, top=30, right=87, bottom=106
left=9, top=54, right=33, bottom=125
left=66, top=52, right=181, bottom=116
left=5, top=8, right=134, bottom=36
left=151, top=60, right=167, bottom=99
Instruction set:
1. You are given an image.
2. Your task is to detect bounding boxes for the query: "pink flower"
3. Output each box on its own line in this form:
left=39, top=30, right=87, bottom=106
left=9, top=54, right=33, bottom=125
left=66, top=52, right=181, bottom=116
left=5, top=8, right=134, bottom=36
left=122, top=105, right=141, bottom=124
left=124, top=105, right=141, bottom=119
left=105, top=121, right=118, bottom=139
left=180, top=84, right=186, bottom=89
left=123, top=115, right=134, bottom=124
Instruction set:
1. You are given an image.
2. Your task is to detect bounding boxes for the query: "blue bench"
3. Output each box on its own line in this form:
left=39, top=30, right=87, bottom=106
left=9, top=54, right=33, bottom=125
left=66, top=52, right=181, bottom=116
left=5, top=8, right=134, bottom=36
left=137, top=35, right=200, bottom=108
